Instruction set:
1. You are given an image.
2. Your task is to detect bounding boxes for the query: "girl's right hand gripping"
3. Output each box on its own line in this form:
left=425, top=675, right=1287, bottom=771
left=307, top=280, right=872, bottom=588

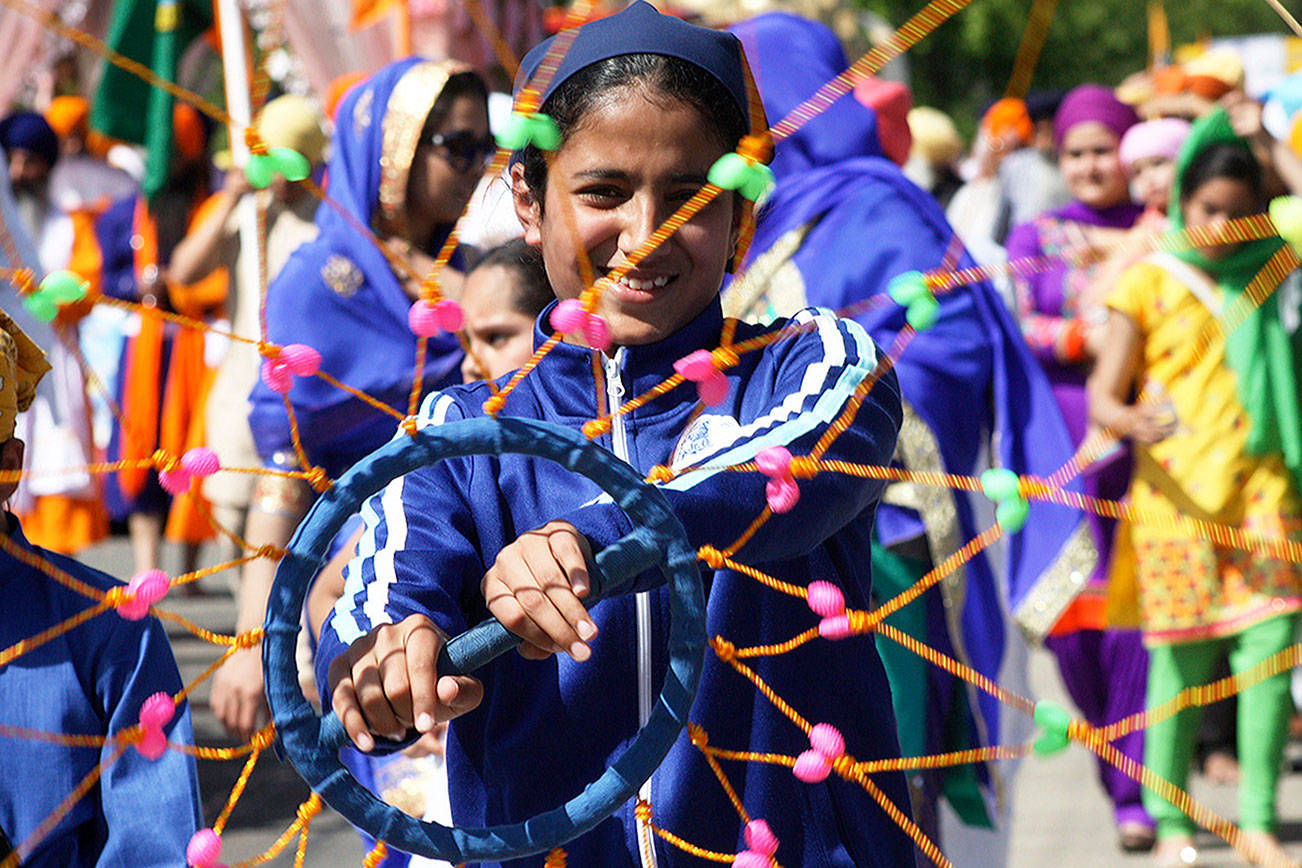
left=328, top=613, right=484, bottom=752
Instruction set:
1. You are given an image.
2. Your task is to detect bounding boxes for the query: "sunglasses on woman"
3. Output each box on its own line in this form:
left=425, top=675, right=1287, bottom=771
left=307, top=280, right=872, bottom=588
left=424, top=129, right=499, bottom=174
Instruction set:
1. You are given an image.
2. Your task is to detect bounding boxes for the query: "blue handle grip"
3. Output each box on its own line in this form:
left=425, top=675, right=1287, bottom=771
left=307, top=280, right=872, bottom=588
left=437, top=526, right=664, bottom=676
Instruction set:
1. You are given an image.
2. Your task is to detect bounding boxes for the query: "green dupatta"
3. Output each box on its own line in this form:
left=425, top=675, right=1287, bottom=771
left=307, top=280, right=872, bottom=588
left=1168, top=107, right=1302, bottom=492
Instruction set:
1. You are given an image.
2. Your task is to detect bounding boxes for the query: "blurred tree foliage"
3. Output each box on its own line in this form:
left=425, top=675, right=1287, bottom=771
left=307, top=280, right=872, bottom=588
left=858, top=0, right=1291, bottom=135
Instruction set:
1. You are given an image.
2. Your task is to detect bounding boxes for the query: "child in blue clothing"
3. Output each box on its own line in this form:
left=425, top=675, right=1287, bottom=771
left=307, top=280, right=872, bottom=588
left=318, top=4, right=914, bottom=865
left=0, top=308, right=202, bottom=866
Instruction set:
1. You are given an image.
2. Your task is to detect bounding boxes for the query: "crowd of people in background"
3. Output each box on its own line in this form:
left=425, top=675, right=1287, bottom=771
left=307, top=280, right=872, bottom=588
left=1, top=4, right=1302, bottom=867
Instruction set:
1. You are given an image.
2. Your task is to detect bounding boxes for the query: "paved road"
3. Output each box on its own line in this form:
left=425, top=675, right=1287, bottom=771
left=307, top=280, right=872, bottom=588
left=74, top=536, right=1302, bottom=867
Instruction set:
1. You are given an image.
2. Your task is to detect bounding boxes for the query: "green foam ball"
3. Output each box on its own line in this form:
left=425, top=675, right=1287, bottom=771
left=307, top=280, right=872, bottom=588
left=980, top=467, right=1020, bottom=503
left=495, top=112, right=560, bottom=152
left=739, top=162, right=774, bottom=202
left=995, top=497, right=1030, bottom=534
left=22, top=293, right=58, bottom=323
left=39, top=270, right=89, bottom=303
left=887, top=271, right=928, bottom=306
left=708, top=152, right=750, bottom=191
left=268, top=147, right=310, bottom=182
left=245, top=153, right=276, bottom=189
left=906, top=295, right=939, bottom=332
left=1032, top=700, right=1072, bottom=756
left=1270, top=195, right=1302, bottom=255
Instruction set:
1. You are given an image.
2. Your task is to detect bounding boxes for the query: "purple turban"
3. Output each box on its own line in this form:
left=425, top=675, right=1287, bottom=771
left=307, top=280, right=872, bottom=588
left=0, top=111, right=59, bottom=168
left=1053, top=84, right=1140, bottom=147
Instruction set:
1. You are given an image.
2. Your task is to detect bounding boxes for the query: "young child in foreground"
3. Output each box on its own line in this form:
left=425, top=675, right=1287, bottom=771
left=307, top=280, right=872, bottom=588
left=318, top=4, right=913, bottom=865
left=1089, top=108, right=1302, bottom=868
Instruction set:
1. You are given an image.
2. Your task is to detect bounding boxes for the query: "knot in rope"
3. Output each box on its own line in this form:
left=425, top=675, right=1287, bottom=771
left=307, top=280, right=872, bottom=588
left=687, top=723, right=709, bottom=748
left=234, top=629, right=263, bottom=651
left=305, top=466, right=332, bottom=493
left=634, top=798, right=653, bottom=823
left=711, top=636, right=737, bottom=662
left=646, top=464, right=674, bottom=484
left=243, top=125, right=268, bottom=156
left=483, top=394, right=506, bottom=416
left=296, top=792, right=322, bottom=822
left=582, top=417, right=611, bottom=439
left=362, top=841, right=388, bottom=868
left=697, top=545, right=726, bottom=569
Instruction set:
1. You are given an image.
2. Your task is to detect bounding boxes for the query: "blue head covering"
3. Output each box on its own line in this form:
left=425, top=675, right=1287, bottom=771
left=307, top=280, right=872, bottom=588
left=249, top=58, right=471, bottom=476
left=515, top=0, right=749, bottom=124
left=0, top=112, right=58, bottom=169
left=729, top=13, right=1092, bottom=759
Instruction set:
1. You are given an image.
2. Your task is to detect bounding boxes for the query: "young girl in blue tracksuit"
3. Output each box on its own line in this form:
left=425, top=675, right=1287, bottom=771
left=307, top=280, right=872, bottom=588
left=317, top=4, right=914, bottom=865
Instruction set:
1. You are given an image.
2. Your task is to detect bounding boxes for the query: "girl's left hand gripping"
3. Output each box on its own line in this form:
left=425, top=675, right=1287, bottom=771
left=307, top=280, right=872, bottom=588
left=480, top=519, right=600, bottom=662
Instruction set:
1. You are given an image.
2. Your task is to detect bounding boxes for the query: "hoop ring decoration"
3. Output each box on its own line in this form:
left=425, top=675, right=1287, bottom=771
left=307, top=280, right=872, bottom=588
left=263, top=415, right=703, bottom=863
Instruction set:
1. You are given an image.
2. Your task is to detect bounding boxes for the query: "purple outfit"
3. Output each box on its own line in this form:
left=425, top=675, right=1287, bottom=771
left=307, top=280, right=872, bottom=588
left=1006, top=199, right=1151, bottom=829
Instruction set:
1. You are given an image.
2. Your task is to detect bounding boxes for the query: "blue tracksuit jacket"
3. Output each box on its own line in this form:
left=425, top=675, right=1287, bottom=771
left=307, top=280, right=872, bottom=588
left=318, top=298, right=913, bottom=867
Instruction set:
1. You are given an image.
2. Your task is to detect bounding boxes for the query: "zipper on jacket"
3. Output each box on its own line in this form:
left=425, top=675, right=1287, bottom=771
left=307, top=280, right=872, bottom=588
left=603, top=350, right=659, bottom=868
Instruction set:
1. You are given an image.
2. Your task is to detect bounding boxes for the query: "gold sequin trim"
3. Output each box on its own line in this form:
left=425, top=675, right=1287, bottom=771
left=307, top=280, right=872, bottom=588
left=377, top=60, right=469, bottom=236
left=1012, top=520, right=1098, bottom=640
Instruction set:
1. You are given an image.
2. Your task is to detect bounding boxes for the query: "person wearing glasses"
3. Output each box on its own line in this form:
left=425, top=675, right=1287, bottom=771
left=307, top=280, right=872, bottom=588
left=211, top=60, right=492, bottom=748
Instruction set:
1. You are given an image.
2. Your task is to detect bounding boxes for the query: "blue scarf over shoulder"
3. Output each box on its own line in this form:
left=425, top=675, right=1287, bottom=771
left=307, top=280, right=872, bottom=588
left=248, top=58, right=464, bottom=477
left=730, top=13, right=1091, bottom=740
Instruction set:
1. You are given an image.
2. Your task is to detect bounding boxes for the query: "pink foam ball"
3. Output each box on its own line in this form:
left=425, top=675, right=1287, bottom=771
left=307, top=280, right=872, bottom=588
left=809, top=723, right=845, bottom=760
left=551, top=298, right=586, bottom=332
left=674, top=349, right=716, bottom=381
left=187, top=828, right=222, bottom=867
left=120, top=570, right=170, bottom=620
left=158, top=467, right=191, bottom=495
left=583, top=314, right=611, bottom=351
left=260, top=359, right=292, bottom=394
left=139, top=692, right=176, bottom=729
left=181, top=447, right=220, bottom=478
left=280, top=343, right=321, bottom=376
left=807, top=581, right=845, bottom=617
left=818, top=615, right=852, bottom=640
left=765, top=476, right=800, bottom=514
left=732, top=851, right=769, bottom=868
left=792, top=749, right=831, bottom=783
left=744, top=819, right=779, bottom=855
left=433, top=299, right=464, bottom=332
left=137, top=727, right=168, bottom=761
left=755, top=446, right=792, bottom=477
left=408, top=300, right=444, bottom=337
left=697, top=372, right=729, bottom=406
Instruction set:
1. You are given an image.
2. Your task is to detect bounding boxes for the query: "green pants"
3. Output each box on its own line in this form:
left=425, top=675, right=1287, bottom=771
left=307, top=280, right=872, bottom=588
left=1142, top=613, right=1299, bottom=837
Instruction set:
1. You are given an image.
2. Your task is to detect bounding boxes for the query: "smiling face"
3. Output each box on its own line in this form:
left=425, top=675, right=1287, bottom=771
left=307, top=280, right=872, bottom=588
left=513, top=85, right=740, bottom=347
left=1059, top=121, right=1131, bottom=210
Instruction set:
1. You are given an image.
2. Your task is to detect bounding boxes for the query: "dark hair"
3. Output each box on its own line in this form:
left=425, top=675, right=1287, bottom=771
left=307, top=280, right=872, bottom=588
left=520, top=53, right=747, bottom=201
left=420, top=71, right=490, bottom=138
left=470, top=237, right=553, bottom=316
left=1179, top=142, right=1264, bottom=209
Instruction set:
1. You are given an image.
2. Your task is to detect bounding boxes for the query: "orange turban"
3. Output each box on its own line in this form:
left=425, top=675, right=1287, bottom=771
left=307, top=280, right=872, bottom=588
left=45, top=95, right=89, bottom=140
left=982, top=97, right=1033, bottom=146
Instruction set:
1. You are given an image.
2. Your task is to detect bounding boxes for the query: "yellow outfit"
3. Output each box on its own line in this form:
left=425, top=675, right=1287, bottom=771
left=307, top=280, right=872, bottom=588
left=1107, top=257, right=1302, bottom=645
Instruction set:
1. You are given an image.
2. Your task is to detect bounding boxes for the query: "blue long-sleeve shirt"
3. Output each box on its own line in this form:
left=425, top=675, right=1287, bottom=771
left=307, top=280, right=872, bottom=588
left=0, top=516, right=202, bottom=866
left=317, top=299, right=912, bottom=867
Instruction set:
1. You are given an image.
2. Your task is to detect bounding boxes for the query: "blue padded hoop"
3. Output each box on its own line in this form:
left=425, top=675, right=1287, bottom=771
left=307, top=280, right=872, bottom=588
left=263, top=415, right=702, bottom=863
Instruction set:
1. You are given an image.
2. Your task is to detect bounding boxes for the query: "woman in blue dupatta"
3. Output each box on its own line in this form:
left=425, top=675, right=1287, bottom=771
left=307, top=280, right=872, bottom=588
left=727, top=12, right=1094, bottom=858
left=210, top=59, right=492, bottom=775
